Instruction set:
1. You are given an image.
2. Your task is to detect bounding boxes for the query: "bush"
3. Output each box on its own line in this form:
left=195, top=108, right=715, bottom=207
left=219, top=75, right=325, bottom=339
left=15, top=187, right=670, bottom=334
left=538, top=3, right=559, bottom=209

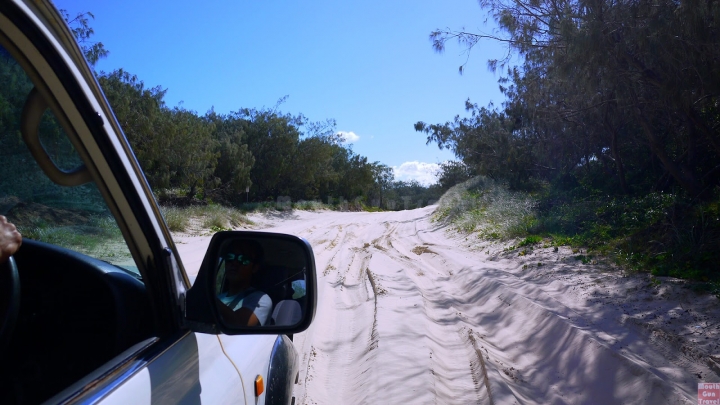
left=518, top=235, right=542, bottom=247
left=292, top=200, right=329, bottom=211
left=434, top=176, right=537, bottom=239
left=531, top=188, right=720, bottom=280
left=434, top=176, right=720, bottom=281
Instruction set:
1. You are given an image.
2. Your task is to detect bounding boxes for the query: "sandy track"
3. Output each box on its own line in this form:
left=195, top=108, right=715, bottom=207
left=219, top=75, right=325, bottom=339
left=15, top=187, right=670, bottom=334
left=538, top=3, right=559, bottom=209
left=176, top=206, right=717, bottom=404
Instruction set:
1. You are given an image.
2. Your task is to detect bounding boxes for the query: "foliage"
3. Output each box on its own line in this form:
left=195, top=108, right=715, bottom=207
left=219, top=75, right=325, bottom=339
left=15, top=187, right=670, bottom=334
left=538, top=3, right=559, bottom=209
left=99, top=70, right=219, bottom=196
left=96, top=70, right=406, bottom=207
left=416, top=103, right=535, bottom=189
left=292, top=200, right=329, bottom=211
left=59, top=10, right=108, bottom=66
left=435, top=175, right=720, bottom=279
left=423, top=0, right=720, bottom=197
left=435, top=160, right=474, bottom=191
left=22, top=215, right=121, bottom=251
left=159, top=204, right=252, bottom=233
left=421, top=0, right=720, bottom=279
left=160, top=206, right=190, bottom=232
left=50, top=9, right=452, bottom=212
left=530, top=188, right=720, bottom=279
left=381, top=180, right=443, bottom=210
left=518, top=235, right=542, bottom=247
left=205, top=110, right=254, bottom=196
left=434, top=176, right=537, bottom=239
left=369, top=163, right=395, bottom=206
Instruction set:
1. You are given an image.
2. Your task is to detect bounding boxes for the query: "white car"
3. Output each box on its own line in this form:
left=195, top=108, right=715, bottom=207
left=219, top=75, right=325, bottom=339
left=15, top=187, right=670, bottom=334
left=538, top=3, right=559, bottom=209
left=0, top=1, right=317, bottom=404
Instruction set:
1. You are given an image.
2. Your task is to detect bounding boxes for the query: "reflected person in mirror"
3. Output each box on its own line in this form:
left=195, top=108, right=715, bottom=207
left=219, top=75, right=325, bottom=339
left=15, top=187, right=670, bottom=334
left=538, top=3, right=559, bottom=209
left=216, top=239, right=272, bottom=326
left=0, top=215, right=21, bottom=264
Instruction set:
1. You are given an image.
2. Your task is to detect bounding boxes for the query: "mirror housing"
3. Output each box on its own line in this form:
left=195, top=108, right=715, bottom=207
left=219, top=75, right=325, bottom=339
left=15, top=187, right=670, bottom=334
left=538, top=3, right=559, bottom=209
left=185, top=231, right=317, bottom=335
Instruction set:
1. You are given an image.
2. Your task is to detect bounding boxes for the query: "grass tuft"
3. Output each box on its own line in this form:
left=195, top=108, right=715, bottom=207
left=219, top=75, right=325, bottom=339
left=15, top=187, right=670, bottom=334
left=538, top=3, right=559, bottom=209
left=434, top=176, right=537, bottom=240
left=160, top=204, right=253, bottom=234
left=162, top=206, right=190, bottom=232
left=292, top=200, right=330, bottom=211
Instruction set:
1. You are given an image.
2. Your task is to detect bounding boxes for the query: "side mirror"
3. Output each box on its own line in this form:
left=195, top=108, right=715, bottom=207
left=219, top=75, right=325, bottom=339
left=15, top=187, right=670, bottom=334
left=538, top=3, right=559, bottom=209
left=185, top=231, right=317, bottom=335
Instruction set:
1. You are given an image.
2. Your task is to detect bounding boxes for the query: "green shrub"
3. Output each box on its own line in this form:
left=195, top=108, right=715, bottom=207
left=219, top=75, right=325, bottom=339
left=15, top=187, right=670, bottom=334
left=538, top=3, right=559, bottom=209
left=518, top=235, right=542, bottom=247
left=532, top=188, right=720, bottom=280
left=434, top=176, right=720, bottom=281
left=293, top=200, right=329, bottom=211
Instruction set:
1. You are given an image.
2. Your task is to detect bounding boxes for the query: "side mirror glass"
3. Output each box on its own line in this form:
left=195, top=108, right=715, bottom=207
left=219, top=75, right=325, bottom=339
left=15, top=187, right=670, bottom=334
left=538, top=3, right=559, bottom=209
left=186, top=231, right=317, bottom=335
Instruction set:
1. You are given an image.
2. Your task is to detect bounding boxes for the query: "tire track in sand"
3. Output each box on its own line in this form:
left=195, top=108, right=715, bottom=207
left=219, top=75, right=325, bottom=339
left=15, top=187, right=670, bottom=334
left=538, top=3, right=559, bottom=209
left=259, top=208, right=698, bottom=404
left=295, top=217, right=382, bottom=404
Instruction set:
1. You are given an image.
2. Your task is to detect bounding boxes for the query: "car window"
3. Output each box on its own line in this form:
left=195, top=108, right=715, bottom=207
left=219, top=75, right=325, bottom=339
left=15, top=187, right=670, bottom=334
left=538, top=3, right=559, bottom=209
left=0, top=45, right=139, bottom=277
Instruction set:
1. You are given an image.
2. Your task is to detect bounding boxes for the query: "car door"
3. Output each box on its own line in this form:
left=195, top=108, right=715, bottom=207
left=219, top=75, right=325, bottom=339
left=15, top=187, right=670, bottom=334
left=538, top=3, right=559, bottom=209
left=0, top=1, right=249, bottom=403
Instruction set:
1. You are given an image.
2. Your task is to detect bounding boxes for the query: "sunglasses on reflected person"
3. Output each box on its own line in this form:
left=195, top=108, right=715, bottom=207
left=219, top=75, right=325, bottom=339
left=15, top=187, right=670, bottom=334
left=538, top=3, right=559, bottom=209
left=224, top=253, right=254, bottom=265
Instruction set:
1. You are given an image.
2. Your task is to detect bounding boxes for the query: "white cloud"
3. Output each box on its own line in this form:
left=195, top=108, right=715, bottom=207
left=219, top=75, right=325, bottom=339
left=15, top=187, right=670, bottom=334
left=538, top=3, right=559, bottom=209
left=336, top=131, right=359, bottom=144
left=393, top=161, right=440, bottom=186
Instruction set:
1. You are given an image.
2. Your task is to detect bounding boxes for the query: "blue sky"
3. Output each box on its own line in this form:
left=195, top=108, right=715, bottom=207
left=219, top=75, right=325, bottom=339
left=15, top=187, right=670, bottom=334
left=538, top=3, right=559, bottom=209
left=55, top=0, right=507, bottom=185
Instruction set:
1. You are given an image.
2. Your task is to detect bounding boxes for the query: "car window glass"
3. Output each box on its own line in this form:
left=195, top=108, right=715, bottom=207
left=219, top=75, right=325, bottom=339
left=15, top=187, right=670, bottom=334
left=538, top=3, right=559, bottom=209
left=0, top=45, right=139, bottom=277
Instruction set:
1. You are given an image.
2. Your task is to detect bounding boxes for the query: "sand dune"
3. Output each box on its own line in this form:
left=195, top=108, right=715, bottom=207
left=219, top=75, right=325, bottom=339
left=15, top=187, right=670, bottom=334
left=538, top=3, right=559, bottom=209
left=175, top=206, right=719, bottom=404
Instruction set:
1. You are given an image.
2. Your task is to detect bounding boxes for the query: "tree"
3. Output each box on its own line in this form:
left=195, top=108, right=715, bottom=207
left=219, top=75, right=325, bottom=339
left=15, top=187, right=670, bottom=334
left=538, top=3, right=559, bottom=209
left=60, top=10, right=108, bottom=66
left=159, top=107, right=218, bottom=198
left=370, top=163, right=394, bottom=206
left=48, top=8, right=400, bottom=206
left=291, top=134, right=338, bottom=200
left=435, top=160, right=473, bottom=190
left=205, top=111, right=254, bottom=199
left=415, top=100, right=534, bottom=189
left=237, top=107, right=303, bottom=199
left=100, top=70, right=219, bottom=196
left=99, top=69, right=166, bottom=184
left=424, top=0, right=720, bottom=197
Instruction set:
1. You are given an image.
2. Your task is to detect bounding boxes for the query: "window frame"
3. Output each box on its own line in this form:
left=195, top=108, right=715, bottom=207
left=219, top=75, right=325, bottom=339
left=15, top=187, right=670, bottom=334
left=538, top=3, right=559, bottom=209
left=0, top=0, right=188, bottom=337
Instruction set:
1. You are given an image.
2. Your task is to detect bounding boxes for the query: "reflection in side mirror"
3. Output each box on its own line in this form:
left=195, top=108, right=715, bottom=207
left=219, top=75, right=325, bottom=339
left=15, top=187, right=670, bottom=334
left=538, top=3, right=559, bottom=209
left=215, top=237, right=305, bottom=327
left=185, top=231, right=317, bottom=335
left=212, top=232, right=314, bottom=332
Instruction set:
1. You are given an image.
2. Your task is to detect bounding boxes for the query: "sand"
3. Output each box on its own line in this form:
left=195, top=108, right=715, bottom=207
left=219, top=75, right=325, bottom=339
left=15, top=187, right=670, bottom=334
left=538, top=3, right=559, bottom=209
left=173, top=206, right=720, bottom=404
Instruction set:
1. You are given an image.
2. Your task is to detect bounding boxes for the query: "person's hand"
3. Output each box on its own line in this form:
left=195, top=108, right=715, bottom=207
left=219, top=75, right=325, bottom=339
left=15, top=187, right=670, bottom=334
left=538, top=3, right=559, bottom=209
left=0, top=216, right=21, bottom=264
